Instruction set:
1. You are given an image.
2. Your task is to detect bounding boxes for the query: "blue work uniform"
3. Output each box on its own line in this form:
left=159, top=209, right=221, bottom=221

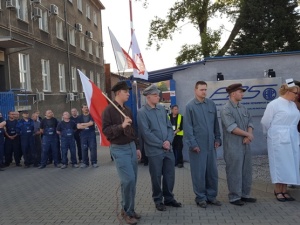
left=70, top=116, right=82, bottom=161
left=57, top=120, right=77, bottom=165
left=0, top=117, right=5, bottom=167
left=40, top=117, right=59, bottom=167
left=4, top=119, right=21, bottom=166
left=16, top=118, right=35, bottom=167
left=78, top=114, right=97, bottom=166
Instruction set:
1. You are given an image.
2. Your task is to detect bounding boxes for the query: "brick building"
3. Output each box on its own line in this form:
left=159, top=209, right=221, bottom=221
left=0, top=0, right=105, bottom=117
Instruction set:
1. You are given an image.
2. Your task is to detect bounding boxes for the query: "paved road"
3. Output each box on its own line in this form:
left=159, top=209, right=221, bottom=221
left=1, top=147, right=300, bottom=225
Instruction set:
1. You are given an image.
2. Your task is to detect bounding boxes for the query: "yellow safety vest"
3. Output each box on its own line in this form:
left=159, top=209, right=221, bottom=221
left=168, top=114, right=183, bottom=136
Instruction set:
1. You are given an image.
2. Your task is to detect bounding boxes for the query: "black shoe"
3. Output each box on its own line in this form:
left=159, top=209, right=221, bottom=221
left=241, top=197, right=257, bottom=203
left=144, top=162, right=148, bottom=166
left=164, top=200, right=182, bottom=207
left=38, top=165, right=46, bottom=169
left=196, top=200, right=207, bottom=208
left=155, top=203, right=166, bottom=211
left=207, top=199, right=222, bottom=206
left=16, top=164, right=22, bottom=167
left=24, top=165, right=30, bottom=168
left=230, top=199, right=244, bottom=206
left=0, top=168, right=5, bottom=171
left=177, top=164, right=183, bottom=168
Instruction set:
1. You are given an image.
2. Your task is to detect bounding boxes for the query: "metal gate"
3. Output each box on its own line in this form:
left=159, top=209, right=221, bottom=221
left=0, top=92, right=15, bottom=119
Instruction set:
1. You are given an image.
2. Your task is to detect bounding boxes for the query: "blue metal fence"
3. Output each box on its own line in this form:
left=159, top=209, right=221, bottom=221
left=0, top=92, right=15, bottom=120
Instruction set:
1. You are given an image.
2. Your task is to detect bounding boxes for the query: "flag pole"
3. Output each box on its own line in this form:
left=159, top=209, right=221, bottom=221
left=102, top=92, right=127, bottom=118
left=108, top=27, right=122, bottom=76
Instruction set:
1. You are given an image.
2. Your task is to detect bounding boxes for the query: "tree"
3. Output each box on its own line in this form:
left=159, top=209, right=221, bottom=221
left=143, top=0, right=244, bottom=65
left=229, top=0, right=300, bottom=55
left=157, top=81, right=169, bottom=92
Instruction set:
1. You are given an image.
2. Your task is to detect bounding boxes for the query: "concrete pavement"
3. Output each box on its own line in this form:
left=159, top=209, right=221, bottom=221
left=0, top=147, right=300, bottom=225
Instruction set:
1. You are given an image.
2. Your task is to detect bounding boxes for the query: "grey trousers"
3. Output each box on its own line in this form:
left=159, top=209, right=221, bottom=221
left=224, top=145, right=252, bottom=202
left=148, top=151, right=175, bottom=204
left=189, top=148, right=218, bottom=202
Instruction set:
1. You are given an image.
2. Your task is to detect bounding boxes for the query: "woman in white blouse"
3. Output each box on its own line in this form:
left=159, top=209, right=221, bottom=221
left=261, top=81, right=300, bottom=202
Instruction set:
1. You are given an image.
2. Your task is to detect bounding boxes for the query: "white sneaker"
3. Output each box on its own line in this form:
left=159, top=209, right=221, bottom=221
left=60, top=164, right=67, bottom=169
left=92, top=164, right=98, bottom=168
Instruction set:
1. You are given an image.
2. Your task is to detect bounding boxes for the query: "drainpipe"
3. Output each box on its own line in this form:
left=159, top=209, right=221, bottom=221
left=63, top=0, right=72, bottom=109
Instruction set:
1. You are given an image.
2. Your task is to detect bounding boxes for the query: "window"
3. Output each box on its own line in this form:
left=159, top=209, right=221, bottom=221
left=86, top=4, right=90, bottom=19
left=90, top=71, right=94, bottom=82
left=80, top=35, right=85, bottom=51
left=41, top=59, right=51, bottom=91
left=69, top=28, right=75, bottom=46
left=77, top=0, right=82, bottom=12
left=56, top=20, right=64, bottom=40
left=16, top=0, right=28, bottom=22
left=39, top=10, right=48, bottom=32
left=88, top=41, right=93, bottom=55
left=95, top=46, right=99, bottom=58
left=18, top=53, right=31, bottom=91
left=71, top=66, right=78, bottom=92
left=96, top=73, right=101, bottom=88
left=58, top=63, right=66, bottom=92
left=93, top=12, right=98, bottom=26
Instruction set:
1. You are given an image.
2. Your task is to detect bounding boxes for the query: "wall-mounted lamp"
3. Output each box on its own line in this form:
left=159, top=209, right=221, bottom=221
left=267, top=69, right=276, bottom=78
left=217, top=72, right=224, bottom=81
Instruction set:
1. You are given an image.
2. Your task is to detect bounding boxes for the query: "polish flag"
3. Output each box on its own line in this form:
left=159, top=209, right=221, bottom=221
left=108, top=28, right=139, bottom=71
left=78, top=70, right=110, bottom=146
left=131, top=31, right=149, bottom=80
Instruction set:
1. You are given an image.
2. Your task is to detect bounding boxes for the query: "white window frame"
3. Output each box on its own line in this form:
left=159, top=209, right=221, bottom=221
left=71, top=66, right=78, bottom=92
left=80, top=35, right=85, bottom=51
left=77, top=0, right=82, bottom=12
left=18, top=53, right=31, bottom=91
left=90, top=71, right=94, bottom=82
left=93, top=12, right=98, bottom=26
left=16, top=0, right=28, bottom=22
left=56, top=20, right=64, bottom=40
left=41, top=59, right=51, bottom=92
left=88, top=41, right=93, bottom=55
left=86, top=4, right=90, bottom=19
left=69, top=28, right=75, bottom=46
left=58, top=63, right=66, bottom=92
left=95, top=46, right=99, bottom=58
left=39, top=10, right=48, bottom=32
left=96, top=73, right=100, bottom=88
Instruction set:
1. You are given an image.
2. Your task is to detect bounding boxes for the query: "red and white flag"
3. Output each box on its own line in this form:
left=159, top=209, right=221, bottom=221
left=108, top=28, right=139, bottom=72
left=131, top=31, right=148, bottom=80
left=78, top=69, right=110, bottom=146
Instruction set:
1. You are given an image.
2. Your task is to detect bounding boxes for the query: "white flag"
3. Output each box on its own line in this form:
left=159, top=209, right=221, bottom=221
left=131, top=31, right=149, bottom=80
left=108, top=28, right=138, bottom=71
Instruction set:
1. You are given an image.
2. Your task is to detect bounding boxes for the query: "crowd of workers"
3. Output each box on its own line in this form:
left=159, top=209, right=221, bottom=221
left=0, top=104, right=98, bottom=171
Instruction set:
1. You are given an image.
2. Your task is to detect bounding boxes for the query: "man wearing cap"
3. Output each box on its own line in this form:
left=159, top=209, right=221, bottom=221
left=183, top=81, right=222, bottom=208
left=16, top=111, right=35, bottom=168
left=102, top=81, right=141, bottom=225
left=220, top=83, right=256, bottom=206
left=0, top=114, right=6, bottom=170
left=137, top=84, right=182, bottom=212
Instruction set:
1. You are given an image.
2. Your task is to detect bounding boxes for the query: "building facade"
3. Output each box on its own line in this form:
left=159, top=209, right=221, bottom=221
left=0, top=0, right=105, bottom=117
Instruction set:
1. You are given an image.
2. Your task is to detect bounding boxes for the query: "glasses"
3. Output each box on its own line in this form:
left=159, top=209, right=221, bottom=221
left=290, top=91, right=299, bottom=95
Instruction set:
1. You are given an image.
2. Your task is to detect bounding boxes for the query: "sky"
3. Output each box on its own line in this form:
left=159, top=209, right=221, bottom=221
left=101, top=0, right=232, bottom=73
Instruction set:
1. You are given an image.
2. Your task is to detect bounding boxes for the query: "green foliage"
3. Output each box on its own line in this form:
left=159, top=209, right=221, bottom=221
left=146, top=0, right=242, bottom=64
left=229, top=0, right=300, bottom=55
left=157, top=82, right=168, bottom=92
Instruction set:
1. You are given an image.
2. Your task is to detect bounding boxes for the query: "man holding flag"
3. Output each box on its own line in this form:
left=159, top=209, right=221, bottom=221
left=102, top=81, right=141, bottom=225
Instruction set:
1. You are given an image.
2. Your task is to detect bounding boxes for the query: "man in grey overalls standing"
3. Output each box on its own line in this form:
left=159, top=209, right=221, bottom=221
left=137, top=85, right=181, bottom=211
left=220, top=83, right=256, bottom=206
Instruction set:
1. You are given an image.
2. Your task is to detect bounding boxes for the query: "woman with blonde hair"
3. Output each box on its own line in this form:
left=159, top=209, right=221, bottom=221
left=261, top=79, right=300, bottom=202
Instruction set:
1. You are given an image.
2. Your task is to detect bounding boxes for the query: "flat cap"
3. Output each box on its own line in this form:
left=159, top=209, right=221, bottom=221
left=21, top=110, right=29, bottom=114
left=111, top=81, right=132, bottom=92
left=143, top=85, right=160, bottom=96
left=226, top=83, right=246, bottom=94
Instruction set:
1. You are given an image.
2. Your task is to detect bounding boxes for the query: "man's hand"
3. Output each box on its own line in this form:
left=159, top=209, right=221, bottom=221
left=136, top=149, right=141, bottom=160
left=243, top=137, right=251, bottom=145
left=192, top=147, right=200, bottom=153
left=162, top=141, right=171, bottom=150
left=122, top=116, right=132, bottom=128
left=246, top=132, right=254, bottom=141
left=214, top=142, right=220, bottom=149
